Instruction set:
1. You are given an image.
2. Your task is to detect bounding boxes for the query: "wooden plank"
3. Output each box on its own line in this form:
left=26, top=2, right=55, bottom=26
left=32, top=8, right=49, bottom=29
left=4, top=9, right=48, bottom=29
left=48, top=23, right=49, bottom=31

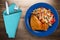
left=0, top=0, right=5, bottom=4
left=53, top=5, right=60, bottom=10
left=0, top=3, right=4, bottom=5
left=50, top=0, right=60, bottom=10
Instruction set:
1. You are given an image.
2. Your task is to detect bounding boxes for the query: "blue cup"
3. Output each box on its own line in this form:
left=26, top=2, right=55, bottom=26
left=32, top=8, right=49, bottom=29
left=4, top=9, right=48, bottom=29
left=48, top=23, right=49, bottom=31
left=3, top=3, right=22, bottom=38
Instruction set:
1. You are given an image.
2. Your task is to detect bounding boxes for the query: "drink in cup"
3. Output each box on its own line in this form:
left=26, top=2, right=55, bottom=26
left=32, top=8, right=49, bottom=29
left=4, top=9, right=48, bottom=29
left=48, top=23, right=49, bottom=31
left=3, top=3, right=22, bottom=38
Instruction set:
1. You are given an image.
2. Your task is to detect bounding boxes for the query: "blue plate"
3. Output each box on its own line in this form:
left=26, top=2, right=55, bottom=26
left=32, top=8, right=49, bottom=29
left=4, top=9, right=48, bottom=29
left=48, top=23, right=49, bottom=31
left=25, top=3, right=59, bottom=37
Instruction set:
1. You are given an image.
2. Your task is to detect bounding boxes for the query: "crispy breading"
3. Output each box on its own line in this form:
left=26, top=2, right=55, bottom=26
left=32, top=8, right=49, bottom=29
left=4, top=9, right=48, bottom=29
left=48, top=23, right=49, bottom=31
left=42, top=23, right=49, bottom=31
left=30, top=15, right=42, bottom=30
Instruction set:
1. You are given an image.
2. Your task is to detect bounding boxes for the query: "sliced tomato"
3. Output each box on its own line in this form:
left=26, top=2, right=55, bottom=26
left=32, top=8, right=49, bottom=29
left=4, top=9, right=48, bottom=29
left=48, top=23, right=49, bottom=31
left=50, top=18, right=55, bottom=24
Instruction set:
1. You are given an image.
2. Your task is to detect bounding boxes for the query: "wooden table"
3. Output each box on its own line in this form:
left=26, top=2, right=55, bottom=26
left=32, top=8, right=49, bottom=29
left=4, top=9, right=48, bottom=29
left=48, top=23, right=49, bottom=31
left=0, top=0, right=60, bottom=40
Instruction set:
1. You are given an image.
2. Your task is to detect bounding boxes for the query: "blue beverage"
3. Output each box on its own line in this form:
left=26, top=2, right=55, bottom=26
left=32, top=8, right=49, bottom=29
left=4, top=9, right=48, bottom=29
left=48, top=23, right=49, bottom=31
left=3, top=3, right=22, bottom=38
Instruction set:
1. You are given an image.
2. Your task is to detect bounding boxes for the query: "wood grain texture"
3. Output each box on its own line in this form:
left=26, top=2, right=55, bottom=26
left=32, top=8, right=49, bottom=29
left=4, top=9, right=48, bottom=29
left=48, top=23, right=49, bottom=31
left=0, top=0, right=60, bottom=40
